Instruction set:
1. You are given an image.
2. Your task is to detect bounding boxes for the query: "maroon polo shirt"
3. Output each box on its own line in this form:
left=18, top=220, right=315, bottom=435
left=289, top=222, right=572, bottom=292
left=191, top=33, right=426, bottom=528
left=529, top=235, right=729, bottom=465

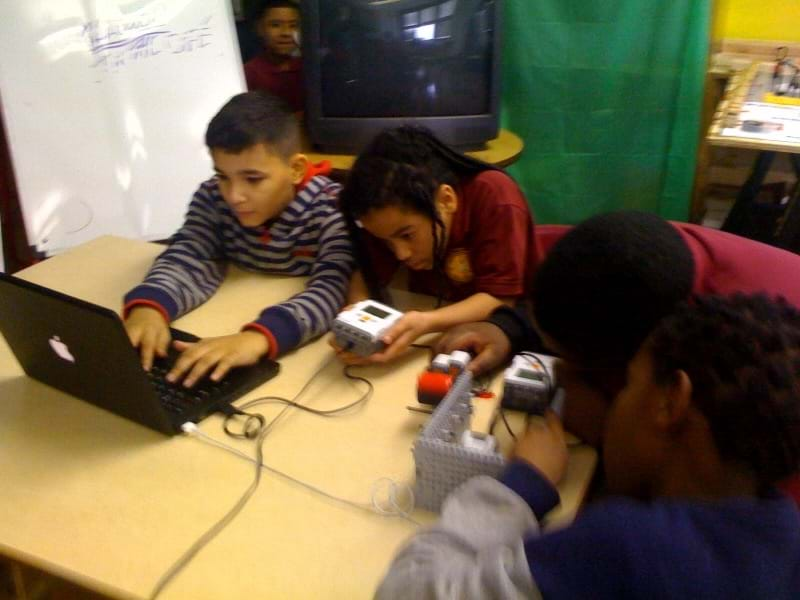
left=244, top=54, right=304, bottom=113
left=366, top=170, right=540, bottom=301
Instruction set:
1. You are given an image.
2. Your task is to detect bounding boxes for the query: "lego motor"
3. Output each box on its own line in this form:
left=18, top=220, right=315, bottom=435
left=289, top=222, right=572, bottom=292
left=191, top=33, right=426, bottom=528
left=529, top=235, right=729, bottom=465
left=417, top=351, right=471, bottom=406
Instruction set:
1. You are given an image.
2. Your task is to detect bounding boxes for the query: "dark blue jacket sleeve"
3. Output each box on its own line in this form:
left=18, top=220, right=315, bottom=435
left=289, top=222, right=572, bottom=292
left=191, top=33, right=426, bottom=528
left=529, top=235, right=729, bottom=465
left=485, top=302, right=546, bottom=356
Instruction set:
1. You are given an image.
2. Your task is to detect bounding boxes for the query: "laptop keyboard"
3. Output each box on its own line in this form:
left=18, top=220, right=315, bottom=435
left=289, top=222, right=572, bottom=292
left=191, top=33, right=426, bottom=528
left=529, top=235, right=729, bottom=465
left=147, top=363, right=233, bottom=415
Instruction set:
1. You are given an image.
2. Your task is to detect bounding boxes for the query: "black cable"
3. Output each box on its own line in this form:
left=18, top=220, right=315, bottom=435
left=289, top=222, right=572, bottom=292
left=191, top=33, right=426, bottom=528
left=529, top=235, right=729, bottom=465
left=223, top=408, right=266, bottom=439
left=150, top=357, right=372, bottom=598
left=220, top=354, right=338, bottom=439
left=496, top=406, right=583, bottom=447
left=234, top=366, right=373, bottom=418
left=499, top=409, right=518, bottom=442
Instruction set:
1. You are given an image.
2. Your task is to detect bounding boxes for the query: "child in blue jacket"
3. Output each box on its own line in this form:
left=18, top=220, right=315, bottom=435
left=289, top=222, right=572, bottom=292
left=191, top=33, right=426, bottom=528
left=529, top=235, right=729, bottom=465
left=377, top=293, right=800, bottom=599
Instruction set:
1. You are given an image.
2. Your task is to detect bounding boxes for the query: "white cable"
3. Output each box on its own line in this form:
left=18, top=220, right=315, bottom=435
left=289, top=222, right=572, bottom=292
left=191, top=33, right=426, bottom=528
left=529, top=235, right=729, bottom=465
left=184, top=426, right=421, bottom=525
left=150, top=365, right=400, bottom=597
left=151, top=421, right=265, bottom=599
left=181, top=422, right=199, bottom=434
left=370, top=477, right=418, bottom=521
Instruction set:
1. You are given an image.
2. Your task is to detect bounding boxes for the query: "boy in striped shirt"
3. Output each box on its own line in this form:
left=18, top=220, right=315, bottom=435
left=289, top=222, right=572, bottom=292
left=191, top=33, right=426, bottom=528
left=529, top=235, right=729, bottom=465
left=123, top=91, right=353, bottom=387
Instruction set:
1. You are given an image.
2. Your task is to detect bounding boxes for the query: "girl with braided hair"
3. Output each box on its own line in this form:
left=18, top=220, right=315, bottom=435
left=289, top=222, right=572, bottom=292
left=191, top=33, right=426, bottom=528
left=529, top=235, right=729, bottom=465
left=333, top=125, right=540, bottom=365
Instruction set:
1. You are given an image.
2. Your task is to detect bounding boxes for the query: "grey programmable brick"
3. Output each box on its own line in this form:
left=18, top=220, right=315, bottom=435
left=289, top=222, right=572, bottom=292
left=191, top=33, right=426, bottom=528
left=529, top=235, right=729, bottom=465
left=413, top=370, right=506, bottom=512
left=331, top=320, right=385, bottom=357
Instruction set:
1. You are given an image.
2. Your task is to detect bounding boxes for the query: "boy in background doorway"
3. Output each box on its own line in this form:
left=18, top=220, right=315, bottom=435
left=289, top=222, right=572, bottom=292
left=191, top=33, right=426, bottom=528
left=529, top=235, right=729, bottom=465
left=243, top=0, right=304, bottom=113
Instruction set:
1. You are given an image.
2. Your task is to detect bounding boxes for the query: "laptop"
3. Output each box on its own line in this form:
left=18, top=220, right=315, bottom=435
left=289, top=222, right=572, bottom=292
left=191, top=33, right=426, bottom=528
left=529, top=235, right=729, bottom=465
left=0, top=272, right=280, bottom=435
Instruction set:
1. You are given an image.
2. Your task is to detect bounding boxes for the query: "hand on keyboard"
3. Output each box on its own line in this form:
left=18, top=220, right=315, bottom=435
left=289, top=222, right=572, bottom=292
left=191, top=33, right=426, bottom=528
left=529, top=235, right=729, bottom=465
left=125, top=306, right=171, bottom=372
left=166, top=331, right=270, bottom=388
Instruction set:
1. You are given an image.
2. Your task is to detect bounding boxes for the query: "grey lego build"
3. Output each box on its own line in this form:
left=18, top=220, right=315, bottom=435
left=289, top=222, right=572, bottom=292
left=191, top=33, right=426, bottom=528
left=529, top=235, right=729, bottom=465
left=413, top=370, right=506, bottom=512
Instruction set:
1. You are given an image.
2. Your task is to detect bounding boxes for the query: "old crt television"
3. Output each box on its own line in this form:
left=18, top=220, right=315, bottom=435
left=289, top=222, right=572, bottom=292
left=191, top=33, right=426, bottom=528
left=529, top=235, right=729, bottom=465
left=301, top=0, right=502, bottom=152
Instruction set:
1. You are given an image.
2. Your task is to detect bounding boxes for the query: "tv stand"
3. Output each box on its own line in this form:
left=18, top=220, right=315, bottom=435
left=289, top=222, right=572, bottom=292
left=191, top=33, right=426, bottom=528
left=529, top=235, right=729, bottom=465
left=303, top=129, right=523, bottom=174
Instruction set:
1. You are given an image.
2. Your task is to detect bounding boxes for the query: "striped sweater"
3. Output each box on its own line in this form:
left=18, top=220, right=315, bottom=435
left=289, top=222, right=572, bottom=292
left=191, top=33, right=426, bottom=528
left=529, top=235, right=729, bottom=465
left=123, top=173, right=354, bottom=359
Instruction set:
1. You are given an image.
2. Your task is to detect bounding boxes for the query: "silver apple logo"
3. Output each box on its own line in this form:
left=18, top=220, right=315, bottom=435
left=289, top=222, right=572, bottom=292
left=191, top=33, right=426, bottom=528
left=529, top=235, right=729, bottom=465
left=48, top=336, right=75, bottom=363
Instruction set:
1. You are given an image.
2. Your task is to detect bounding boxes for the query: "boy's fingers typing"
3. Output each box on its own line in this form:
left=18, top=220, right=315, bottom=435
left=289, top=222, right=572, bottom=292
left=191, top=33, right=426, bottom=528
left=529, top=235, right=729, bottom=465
left=182, top=352, right=224, bottom=388
left=127, top=327, right=148, bottom=369
left=167, top=339, right=204, bottom=386
left=169, top=339, right=232, bottom=387
left=210, top=358, right=236, bottom=383
left=125, top=306, right=170, bottom=371
left=156, top=330, right=170, bottom=358
left=139, top=334, right=156, bottom=372
left=135, top=325, right=170, bottom=371
left=145, top=328, right=171, bottom=370
left=125, top=324, right=142, bottom=348
left=168, top=333, right=269, bottom=387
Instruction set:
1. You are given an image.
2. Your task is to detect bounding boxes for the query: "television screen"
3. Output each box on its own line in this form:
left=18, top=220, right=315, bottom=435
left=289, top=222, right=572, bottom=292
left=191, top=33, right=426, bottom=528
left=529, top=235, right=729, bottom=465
left=302, top=0, right=502, bottom=152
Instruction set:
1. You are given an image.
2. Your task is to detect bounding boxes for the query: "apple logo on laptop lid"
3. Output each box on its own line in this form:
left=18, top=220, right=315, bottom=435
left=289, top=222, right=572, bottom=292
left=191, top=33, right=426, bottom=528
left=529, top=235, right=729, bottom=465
left=48, top=336, right=75, bottom=363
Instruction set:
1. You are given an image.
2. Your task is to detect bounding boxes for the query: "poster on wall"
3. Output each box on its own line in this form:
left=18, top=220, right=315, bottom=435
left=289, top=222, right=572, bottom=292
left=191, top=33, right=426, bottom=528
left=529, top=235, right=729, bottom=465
left=0, top=0, right=245, bottom=255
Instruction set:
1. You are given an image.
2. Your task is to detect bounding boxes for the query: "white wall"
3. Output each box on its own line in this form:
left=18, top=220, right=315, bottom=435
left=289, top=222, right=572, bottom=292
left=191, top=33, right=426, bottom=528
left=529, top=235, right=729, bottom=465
left=0, top=0, right=245, bottom=255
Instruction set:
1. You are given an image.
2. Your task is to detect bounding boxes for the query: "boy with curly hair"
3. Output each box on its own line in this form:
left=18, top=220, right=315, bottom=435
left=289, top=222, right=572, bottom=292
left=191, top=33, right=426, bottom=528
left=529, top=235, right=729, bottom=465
left=378, top=294, right=800, bottom=598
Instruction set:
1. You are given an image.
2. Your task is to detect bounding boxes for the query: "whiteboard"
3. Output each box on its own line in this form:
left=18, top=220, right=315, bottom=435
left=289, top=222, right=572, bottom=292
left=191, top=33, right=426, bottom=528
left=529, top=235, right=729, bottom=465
left=0, top=0, right=245, bottom=254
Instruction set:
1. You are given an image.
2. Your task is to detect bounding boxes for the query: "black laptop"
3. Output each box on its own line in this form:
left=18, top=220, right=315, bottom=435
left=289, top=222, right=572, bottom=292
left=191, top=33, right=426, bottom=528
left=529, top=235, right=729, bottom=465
left=0, top=272, right=280, bottom=435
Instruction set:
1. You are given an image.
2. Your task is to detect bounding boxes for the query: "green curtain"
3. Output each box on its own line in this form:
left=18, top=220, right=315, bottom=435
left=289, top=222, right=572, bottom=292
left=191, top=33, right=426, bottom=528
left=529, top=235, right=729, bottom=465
left=501, top=0, right=710, bottom=224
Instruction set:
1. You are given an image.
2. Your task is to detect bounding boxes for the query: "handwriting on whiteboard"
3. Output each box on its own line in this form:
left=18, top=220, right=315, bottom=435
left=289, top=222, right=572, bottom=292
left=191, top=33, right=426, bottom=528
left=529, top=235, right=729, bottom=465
left=83, top=15, right=214, bottom=71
